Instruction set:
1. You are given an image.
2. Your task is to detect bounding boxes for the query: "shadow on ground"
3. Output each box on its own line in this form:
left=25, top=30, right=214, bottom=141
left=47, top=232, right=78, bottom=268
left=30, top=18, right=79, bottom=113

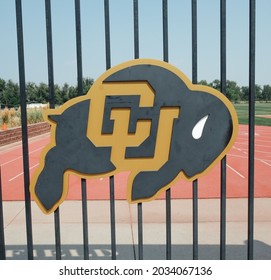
left=3, top=240, right=271, bottom=260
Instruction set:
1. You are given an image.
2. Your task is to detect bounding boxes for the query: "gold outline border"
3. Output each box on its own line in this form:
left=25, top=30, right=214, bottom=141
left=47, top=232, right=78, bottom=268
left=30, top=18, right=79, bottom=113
left=30, top=59, right=238, bottom=214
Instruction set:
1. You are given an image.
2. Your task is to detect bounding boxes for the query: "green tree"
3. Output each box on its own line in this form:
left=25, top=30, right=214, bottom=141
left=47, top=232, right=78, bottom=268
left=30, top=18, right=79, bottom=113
left=0, top=78, right=6, bottom=108
left=226, top=80, right=241, bottom=102
left=255, top=84, right=263, bottom=101
left=83, top=77, right=94, bottom=95
left=26, top=82, right=38, bottom=103
left=240, top=85, right=263, bottom=101
left=199, top=80, right=210, bottom=86
left=68, top=85, right=77, bottom=99
left=36, top=83, right=49, bottom=103
left=208, top=79, right=241, bottom=102
left=0, top=78, right=5, bottom=92
left=61, top=83, right=71, bottom=103
left=211, top=79, right=221, bottom=91
left=240, top=86, right=249, bottom=101
left=1, top=80, right=20, bottom=107
left=262, top=85, right=271, bottom=101
left=53, top=84, right=63, bottom=105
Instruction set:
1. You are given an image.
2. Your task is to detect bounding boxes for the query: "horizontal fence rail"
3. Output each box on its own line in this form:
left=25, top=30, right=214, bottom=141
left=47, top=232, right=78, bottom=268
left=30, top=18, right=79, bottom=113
left=0, top=0, right=258, bottom=260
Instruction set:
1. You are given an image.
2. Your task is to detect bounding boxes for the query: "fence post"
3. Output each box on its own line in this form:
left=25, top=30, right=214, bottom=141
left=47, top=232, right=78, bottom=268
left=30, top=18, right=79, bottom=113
left=44, top=0, right=62, bottom=260
left=0, top=167, right=6, bottom=260
left=191, top=0, right=199, bottom=261
left=220, top=0, right=227, bottom=260
left=15, top=0, right=34, bottom=260
left=248, top=0, right=256, bottom=260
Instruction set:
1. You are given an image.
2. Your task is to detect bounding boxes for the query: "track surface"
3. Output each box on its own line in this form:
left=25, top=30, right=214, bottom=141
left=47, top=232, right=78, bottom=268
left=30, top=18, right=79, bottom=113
left=0, top=124, right=270, bottom=201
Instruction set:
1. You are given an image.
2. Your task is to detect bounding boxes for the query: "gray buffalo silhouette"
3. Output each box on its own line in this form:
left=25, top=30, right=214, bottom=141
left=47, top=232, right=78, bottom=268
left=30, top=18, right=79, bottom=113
left=31, top=60, right=237, bottom=214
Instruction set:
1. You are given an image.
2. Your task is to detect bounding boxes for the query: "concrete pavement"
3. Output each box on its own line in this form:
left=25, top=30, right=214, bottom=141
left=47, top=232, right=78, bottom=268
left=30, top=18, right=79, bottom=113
left=2, top=198, right=271, bottom=260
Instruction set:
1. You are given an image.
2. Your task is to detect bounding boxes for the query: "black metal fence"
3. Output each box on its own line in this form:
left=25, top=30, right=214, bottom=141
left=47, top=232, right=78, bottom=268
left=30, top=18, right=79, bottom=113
left=0, top=0, right=256, bottom=260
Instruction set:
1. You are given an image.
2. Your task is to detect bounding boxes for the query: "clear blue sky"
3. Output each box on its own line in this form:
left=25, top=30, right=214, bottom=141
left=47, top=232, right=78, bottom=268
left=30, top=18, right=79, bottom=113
left=0, top=0, right=270, bottom=87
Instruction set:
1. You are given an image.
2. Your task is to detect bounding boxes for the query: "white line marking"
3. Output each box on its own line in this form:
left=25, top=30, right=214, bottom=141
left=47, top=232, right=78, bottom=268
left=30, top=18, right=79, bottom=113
left=230, top=154, right=247, bottom=159
left=234, top=141, right=249, bottom=145
left=69, top=249, right=80, bottom=257
left=1, top=155, right=22, bottom=166
left=255, top=150, right=271, bottom=154
left=231, top=154, right=271, bottom=162
left=260, top=160, right=271, bottom=167
left=228, top=153, right=271, bottom=164
left=255, top=139, right=271, bottom=143
left=239, top=132, right=260, bottom=136
left=9, top=172, right=23, bottom=182
left=232, top=146, right=243, bottom=152
left=255, top=144, right=271, bottom=148
left=228, top=153, right=247, bottom=159
left=226, top=164, right=245, bottom=179
left=232, top=146, right=248, bottom=155
left=1, top=146, right=44, bottom=166
left=8, top=163, right=39, bottom=182
left=235, top=142, right=271, bottom=149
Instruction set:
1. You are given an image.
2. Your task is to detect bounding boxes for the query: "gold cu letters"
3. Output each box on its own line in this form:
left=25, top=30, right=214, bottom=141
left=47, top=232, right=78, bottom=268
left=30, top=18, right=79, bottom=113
left=88, top=82, right=180, bottom=171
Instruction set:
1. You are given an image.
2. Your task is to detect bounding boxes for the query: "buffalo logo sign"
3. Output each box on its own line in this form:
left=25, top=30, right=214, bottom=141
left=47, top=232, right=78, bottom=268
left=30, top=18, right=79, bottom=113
left=30, top=59, right=238, bottom=214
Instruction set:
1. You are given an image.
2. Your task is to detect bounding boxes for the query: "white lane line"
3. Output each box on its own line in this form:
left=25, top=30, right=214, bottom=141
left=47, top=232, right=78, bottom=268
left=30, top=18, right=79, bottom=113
left=255, top=144, right=271, bottom=148
left=227, top=154, right=248, bottom=159
left=232, top=146, right=248, bottom=155
left=255, top=150, right=271, bottom=154
left=1, top=155, right=22, bottom=166
left=228, top=153, right=247, bottom=159
left=236, top=142, right=271, bottom=149
left=226, top=164, right=245, bottom=179
left=228, top=153, right=271, bottom=165
left=8, top=163, right=39, bottom=182
left=1, top=146, right=44, bottom=167
left=255, top=139, right=271, bottom=143
left=261, top=160, right=271, bottom=167
left=238, top=133, right=260, bottom=136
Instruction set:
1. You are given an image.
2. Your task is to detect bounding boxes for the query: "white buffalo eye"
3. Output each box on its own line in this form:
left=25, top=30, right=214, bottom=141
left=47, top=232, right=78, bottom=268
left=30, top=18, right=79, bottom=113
left=192, top=115, right=209, bottom=140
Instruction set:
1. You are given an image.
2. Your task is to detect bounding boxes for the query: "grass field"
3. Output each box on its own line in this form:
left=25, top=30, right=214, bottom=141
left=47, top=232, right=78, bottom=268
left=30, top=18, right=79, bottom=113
left=234, top=102, right=271, bottom=126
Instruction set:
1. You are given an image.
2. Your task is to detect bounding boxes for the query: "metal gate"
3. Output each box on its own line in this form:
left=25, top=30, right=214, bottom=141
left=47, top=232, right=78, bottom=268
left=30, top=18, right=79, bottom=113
left=0, top=0, right=258, bottom=260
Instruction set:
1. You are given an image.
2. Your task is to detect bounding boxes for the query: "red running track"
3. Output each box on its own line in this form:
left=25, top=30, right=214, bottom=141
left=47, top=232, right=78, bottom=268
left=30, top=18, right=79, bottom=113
left=0, top=124, right=270, bottom=201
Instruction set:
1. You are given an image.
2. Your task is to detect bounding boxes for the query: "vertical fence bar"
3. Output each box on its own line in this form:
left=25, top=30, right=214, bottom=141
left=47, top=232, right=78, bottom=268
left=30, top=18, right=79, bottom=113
left=137, top=203, right=143, bottom=260
left=0, top=168, right=6, bottom=260
left=104, top=0, right=111, bottom=70
left=133, top=0, right=139, bottom=59
left=53, top=209, right=61, bottom=259
left=162, top=0, right=169, bottom=62
left=74, top=0, right=90, bottom=260
left=192, top=182, right=198, bottom=259
left=104, top=0, right=116, bottom=260
left=191, top=0, right=199, bottom=260
left=15, top=0, right=34, bottom=260
left=45, top=0, right=62, bottom=260
left=81, top=179, right=89, bottom=259
left=248, top=0, right=256, bottom=260
left=162, top=0, right=171, bottom=260
left=220, top=0, right=227, bottom=260
left=109, top=176, right=116, bottom=260
left=133, top=0, right=143, bottom=260
left=75, top=0, right=83, bottom=96
left=165, top=190, right=171, bottom=260
left=45, top=0, right=55, bottom=109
